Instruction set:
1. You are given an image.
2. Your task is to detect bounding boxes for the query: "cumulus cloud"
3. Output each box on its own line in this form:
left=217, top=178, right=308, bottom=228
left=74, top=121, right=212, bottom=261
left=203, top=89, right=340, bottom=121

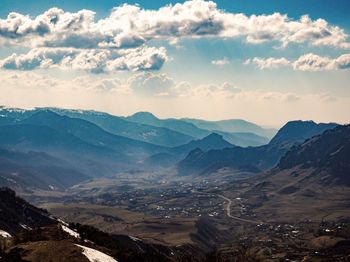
left=245, top=57, right=290, bottom=69
left=0, top=46, right=168, bottom=73
left=211, top=57, right=230, bottom=66
left=293, top=53, right=350, bottom=71
left=0, top=1, right=349, bottom=49
left=106, top=46, right=167, bottom=71
left=1, top=1, right=349, bottom=73
left=246, top=53, right=350, bottom=71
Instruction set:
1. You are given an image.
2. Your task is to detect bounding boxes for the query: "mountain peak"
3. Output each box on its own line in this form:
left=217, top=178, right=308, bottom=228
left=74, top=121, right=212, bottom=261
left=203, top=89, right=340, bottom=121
left=128, top=112, right=160, bottom=123
left=32, top=109, right=60, bottom=117
left=202, top=132, right=224, bottom=141
left=130, top=111, right=158, bottom=119
left=269, top=120, right=337, bottom=146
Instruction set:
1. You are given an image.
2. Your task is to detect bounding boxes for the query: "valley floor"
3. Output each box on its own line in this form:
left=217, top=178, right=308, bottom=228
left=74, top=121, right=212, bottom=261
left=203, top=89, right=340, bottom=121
left=13, top=168, right=349, bottom=261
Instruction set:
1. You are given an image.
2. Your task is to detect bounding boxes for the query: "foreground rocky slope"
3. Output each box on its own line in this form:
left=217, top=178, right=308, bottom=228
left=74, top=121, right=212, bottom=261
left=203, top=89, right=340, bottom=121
left=0, top=188, right=204, bottom=262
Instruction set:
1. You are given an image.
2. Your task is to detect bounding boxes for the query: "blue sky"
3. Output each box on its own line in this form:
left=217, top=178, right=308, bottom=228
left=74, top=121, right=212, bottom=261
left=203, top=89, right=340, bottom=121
left=0, top=0, right=349, bottom=126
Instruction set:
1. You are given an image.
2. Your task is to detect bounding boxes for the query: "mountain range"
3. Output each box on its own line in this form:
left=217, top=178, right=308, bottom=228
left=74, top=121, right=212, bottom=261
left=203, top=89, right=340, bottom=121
left=0, top=106, right=341, bottom=192
left=0, top=106, right=272, bottom=147
left=178, top=120, right=338, bottom=175
left=0, top=122, right=349, bottom=261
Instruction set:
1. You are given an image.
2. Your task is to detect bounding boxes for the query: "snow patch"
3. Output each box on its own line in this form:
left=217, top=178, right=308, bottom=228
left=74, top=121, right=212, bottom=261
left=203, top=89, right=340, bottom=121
left=61, top=225, right=80, bottom=239
left=129, top=236, right=142, bottom=242
left=19, top=223, right=32, bottom=230
left=57, top=218, right=69, bottom=226
left=76, top=244, right=118, bottom=262
left=0, top=230, right=11, bottom=238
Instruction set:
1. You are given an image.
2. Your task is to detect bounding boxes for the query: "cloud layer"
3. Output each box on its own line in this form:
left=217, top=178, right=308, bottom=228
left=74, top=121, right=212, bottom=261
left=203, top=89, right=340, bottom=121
left=0, top=46, right=167, bottom=72
left=246, top=53, right=350, bottom=71
left=1, top=1, right=349, bottom=49
left=1, top=0, right=350, bottom=72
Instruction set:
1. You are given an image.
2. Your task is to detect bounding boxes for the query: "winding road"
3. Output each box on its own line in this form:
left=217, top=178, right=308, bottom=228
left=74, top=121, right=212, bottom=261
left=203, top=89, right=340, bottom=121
left=218, top=195, right=262, bottom=224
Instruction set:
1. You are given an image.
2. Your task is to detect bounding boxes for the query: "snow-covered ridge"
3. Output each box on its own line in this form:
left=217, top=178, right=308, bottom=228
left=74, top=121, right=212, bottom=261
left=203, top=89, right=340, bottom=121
left=0, top=230, right=12, bottom=238
left=76, top=244, right=118, bottom=262
left=61, top=225, right=80, bottom=239
left=56, top=218, right=68, bottom=226
left=0, top=106, right=28, bottom=113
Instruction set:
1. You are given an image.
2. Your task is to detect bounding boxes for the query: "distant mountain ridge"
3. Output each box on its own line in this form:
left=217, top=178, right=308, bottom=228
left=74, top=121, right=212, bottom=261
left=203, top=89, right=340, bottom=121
left=0, top=108, right=241, bottom=191
left=182, top=118, right=277, bottom=139
left=125, top=111, right=210, bottom=138
left=178, top=120, right=339, bottom=176
left=0, top=106, right=272, bottom=147
left=125, top=111, right=270, bottom=147
left=47, top=108, right=195, bottom=147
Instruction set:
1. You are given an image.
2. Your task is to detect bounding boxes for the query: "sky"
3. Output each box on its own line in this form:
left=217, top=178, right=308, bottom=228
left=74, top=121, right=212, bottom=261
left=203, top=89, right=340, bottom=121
left=0, top=0, right=350, bottom=126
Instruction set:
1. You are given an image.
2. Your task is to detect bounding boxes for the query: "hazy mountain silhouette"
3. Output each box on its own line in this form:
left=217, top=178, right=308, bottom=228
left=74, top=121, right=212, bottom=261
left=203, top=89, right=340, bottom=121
left=47, top=108, right=195, bottom=147
left=182, top=118, right=277, bottom=139
left=126, top=112, right=210, bottom=138
left=126, top=111, right=270, bottom=147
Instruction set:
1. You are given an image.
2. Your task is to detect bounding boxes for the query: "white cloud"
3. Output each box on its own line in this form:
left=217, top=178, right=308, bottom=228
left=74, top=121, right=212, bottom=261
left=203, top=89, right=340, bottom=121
left=127, top=72, right=176, bottom=96
left=246, top=53, right=350, bottom=71
left=1, top=1, right=349, bottom=73
left=0, top=46, right=168, bottom=73
left=245, top=57, right=290, bottom=69
left=211, top=57, right=230, bottom=66
left=0, top=1, right=349, bottom=50
left=293, top=53, right=350, bottom=71
left=106, top=46, right=167, bottom=72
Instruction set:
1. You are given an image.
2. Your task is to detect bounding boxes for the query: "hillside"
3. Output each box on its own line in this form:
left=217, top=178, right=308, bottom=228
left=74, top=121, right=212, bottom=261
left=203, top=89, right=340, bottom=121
left=0, top=188, right=203, bottom=262
left=235, top=124, right=350, bottom=221
left=0, top=149, right=89, bottom=191
left=0, top=188, right=55, bottom=235
left=278, top=124, right=350, bottom=185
